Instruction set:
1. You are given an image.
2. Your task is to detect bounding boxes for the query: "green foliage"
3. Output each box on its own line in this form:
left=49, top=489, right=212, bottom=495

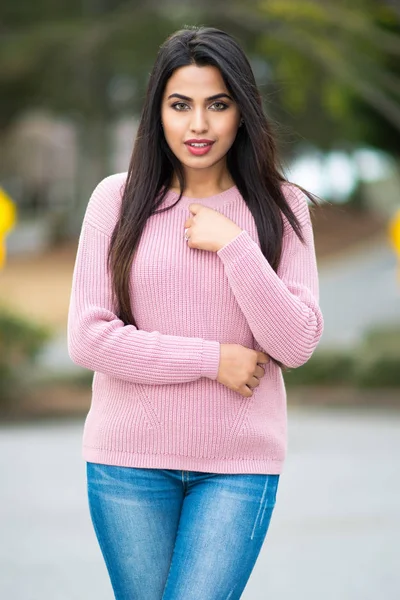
left=361, top=324, right=400, bottom=349
left=0, top=307, right=52, bottom=404
left=353, top=324, right=400, bottom=388
left=250, top=0, right=400, bottom=149
left=355, top=355, right=400, bottom=388
left=1, top=0, right=400, bottom=143
left=284, top=323, right=400, bottom=388
left=284, top=351, right=356, bottom=386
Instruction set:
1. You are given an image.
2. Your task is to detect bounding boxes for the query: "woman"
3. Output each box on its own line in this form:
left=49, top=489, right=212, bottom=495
left=68, top=25, right=324, bottom=600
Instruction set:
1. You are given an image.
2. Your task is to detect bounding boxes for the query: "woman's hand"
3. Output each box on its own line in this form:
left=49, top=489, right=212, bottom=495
left=217, top=344, right=270, bottom=397
left=184, top=204, right=243, bottom=252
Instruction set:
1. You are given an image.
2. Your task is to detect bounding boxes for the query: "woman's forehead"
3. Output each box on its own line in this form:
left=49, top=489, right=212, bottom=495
left=163, top=65, right=227, bottom=97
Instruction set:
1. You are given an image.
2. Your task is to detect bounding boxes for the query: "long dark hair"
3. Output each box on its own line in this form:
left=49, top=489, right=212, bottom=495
left=108, top=25, right=319, bottom=338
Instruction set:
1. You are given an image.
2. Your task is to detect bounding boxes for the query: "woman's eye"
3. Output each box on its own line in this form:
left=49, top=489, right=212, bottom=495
left=172, top=102, right=188, bottom=111
left=211, top=102, right=228, bottom=110
left=171, top=101, right=228, bottom=111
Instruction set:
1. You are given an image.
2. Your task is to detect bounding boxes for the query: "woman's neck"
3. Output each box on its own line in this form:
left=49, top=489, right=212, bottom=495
left=170, top=170, right=235, bottom=198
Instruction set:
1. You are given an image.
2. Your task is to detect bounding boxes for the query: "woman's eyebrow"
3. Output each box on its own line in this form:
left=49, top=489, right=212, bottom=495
left=167, top=93, right=233, bottom=101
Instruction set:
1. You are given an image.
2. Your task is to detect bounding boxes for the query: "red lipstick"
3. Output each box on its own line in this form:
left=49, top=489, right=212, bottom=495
left=184, top=139, right=215, bottom=156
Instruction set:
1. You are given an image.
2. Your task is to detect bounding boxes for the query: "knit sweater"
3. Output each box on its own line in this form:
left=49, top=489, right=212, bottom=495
left=67, top=172, right=324, bottom=474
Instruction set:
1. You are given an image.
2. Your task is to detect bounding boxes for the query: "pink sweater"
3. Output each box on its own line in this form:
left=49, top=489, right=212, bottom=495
left=67, top=173, right=323, bottom=474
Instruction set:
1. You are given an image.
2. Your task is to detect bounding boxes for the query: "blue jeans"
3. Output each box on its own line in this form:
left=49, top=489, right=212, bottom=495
left=86, top=462, right=280, bottom=600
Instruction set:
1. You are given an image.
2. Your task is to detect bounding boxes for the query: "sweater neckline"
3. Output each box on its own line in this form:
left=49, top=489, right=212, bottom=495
left=162, top=184, right=239, bottom=208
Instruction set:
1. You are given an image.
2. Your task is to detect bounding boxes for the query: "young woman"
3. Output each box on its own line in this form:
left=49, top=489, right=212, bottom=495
left=68, top=25, right=324, bottom=600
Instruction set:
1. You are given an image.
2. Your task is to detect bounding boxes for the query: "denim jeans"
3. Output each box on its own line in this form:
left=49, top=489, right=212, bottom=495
left=86, top=462, right=280, bottom=600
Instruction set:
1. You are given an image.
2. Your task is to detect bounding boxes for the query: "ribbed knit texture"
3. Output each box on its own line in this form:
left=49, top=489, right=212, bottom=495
left=67, top=172, right=324, bottom=474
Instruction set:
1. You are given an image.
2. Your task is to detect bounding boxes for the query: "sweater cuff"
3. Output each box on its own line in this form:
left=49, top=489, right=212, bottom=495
left=201, top=340, right=221, bottom=380
left=217, top=229, right=255, bottom=264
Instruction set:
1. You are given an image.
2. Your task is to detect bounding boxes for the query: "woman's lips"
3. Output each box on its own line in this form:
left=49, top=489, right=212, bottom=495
left=185, top=142, right=214, bottom=156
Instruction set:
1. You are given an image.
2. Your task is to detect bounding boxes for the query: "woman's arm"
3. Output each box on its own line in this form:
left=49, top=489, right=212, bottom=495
left=67, top=177, right=220, bottom=384
left=216, top=186, right=324, bottom=368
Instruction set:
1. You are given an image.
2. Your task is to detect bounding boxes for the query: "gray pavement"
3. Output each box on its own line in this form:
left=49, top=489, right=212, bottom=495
left=1, top=406, right=399, bottom=599
left=318, top=239, right=399, bottom=349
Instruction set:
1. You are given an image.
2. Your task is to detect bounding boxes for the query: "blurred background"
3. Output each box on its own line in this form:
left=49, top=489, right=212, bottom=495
left=1, top=1, right=399, bottom=599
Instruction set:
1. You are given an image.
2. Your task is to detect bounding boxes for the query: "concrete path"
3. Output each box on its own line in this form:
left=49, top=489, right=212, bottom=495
left=1, top=406, right=399, bottom=599
left=318, top=240, right=399, bottom=349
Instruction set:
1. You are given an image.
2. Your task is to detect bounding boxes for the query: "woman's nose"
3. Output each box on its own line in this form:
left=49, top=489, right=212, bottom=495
left=190, top=110, right=208, bottom=132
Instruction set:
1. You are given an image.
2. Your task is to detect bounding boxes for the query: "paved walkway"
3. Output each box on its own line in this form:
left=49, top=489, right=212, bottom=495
left=1, top=406, right=399, bottom=599
left=318, top=240, right=399, bottom=348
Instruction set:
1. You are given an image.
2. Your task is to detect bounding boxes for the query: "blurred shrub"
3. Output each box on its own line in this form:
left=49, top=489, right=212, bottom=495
left=355, top=355, right=400, bottom=388
left=360, top=325, right=400, bottom=352
left=354, top=325, right=400, bottom=388
left=284, top=351, right=356, bottom=386
left=285, top=324, right=400, bottom=388
left=0, top=307, right=52, bottom=407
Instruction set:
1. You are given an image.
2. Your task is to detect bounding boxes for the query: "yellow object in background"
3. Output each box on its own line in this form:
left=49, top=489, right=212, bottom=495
left=389, top=209, right=400, bottom=257
left=0, top=186, right=17, bottom=269
left=388, top=209, right=400, bottom=284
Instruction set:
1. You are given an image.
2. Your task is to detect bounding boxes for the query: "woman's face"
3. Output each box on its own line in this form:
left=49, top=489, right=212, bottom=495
left=160, top=64, right=241, bottom=172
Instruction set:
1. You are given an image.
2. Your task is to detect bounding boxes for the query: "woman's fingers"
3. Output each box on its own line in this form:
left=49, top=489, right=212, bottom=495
left=254, top=364, right=266, bottom=379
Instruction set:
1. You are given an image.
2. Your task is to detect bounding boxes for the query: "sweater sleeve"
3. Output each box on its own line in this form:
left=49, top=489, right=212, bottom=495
left=67, top=176, right=221, bottom=384
left=216, top=185, right=324, bottom=368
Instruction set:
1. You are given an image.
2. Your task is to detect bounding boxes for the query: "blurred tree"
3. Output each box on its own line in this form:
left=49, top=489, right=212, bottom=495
left=0, top=1, right=176, bottom=229
left=1, top=0, right=400, bottom=225
left=2, top=1, right=400, bottom=137
left=198, top=0, right=400, bottom=156
left=0, top=1, right=172, bottom=127
left=347, top=2, right=400, bottom=166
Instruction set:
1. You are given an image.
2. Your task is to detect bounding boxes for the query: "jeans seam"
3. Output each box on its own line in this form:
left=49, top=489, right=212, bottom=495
left=250, top=476, right=270, bottom=540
